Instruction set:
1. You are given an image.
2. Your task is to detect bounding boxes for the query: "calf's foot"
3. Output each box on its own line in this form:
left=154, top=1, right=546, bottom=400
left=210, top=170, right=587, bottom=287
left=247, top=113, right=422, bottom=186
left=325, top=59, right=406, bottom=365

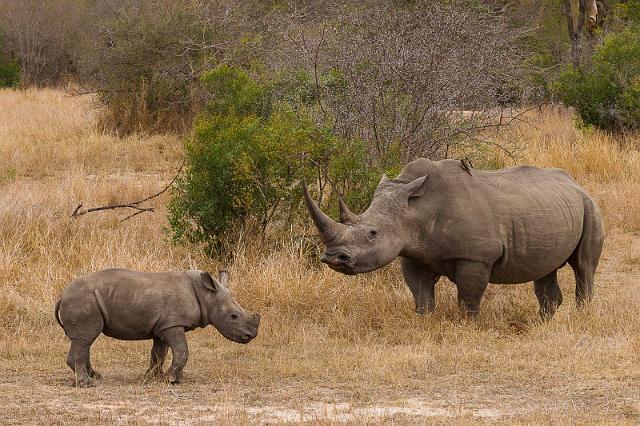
left=144, top=366, right=164, bottom=381
left=74, top=374, right=96, bottom=388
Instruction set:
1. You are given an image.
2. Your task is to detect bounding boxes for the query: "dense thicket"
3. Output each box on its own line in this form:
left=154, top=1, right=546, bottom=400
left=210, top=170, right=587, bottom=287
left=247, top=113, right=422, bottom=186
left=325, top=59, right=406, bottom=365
left=0, top=0, right=83, bottom=86
left=165, top=1, right=535, bottom=244
left=1, top=0, right=638, bottom=245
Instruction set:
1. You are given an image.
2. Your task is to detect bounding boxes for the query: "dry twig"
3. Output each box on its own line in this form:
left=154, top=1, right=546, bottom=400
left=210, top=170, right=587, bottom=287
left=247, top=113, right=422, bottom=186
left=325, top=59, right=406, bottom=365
left=71, top=161, right=184, bottom=222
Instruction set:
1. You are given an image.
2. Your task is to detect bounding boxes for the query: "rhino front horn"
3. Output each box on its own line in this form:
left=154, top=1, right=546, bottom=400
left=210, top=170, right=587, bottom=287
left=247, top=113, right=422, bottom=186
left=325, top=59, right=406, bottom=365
left=302, top=179, right=344, bottom=241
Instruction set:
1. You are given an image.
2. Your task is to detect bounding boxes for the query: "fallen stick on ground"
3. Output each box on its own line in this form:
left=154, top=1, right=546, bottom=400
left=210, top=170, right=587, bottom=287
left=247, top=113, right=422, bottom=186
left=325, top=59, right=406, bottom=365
left=71, top=161, right=184, bottom=222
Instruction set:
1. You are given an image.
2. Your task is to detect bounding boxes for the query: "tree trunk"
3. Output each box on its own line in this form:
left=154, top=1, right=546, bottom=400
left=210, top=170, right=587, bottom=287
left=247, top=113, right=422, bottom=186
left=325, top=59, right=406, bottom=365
left=562, top=0, right=591, bottom=69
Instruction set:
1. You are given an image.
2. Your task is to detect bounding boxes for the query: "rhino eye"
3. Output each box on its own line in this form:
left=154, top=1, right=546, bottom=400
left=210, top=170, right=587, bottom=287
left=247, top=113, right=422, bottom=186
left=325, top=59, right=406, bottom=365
left=367, top=230, right=378, bottom=241
left=230, top=313, right=239, bottom=320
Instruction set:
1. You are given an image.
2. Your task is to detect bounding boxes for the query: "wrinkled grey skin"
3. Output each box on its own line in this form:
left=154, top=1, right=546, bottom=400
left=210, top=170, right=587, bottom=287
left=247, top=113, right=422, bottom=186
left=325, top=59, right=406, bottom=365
left=304, top=158, right=604, bottom=319
left=55, top=269, right=260, bottom=387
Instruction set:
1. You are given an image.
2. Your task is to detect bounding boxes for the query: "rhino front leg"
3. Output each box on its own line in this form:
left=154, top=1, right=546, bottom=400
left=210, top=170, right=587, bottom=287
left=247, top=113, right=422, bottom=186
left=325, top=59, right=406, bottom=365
left=161, top=327, right=188, bottom=384
left=145, top=338, right=169, bottom=378
left=454, top=260, right=490, bottom=317
left=400, top=258, right=440, bottom=315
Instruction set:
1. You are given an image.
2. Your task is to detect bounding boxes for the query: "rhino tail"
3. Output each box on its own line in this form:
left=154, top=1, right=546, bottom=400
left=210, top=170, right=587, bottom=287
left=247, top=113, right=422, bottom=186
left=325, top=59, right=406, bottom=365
left=54, top=299, right=64, bottom=329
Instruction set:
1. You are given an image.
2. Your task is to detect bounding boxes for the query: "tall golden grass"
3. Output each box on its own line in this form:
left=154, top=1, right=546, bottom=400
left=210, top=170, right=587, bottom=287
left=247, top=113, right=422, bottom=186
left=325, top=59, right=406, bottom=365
left=0, top=88, right=639, bottom=423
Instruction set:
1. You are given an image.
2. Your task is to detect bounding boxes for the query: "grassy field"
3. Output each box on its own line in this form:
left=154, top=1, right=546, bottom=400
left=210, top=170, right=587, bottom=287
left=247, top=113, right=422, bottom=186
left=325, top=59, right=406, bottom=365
left=0, top=88, right=639, bottom=424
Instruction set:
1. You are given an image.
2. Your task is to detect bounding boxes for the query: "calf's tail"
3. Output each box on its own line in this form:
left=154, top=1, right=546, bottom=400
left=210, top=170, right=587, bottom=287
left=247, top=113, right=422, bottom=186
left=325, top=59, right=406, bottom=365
left=54, top=299, right=64, bottom=329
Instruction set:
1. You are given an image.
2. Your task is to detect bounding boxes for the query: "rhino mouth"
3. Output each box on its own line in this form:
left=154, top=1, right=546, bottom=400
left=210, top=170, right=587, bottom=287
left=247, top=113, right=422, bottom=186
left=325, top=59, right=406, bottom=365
left=231, top=329, right=258, bottom=344
left=321, top=251, right=356, bottom=275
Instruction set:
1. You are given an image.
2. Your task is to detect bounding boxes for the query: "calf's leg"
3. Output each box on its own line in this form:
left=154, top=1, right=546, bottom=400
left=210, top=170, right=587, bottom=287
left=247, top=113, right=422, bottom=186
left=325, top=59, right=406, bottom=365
left=63, top=307, right=103, bottom=387
left=160, top=327, right=188, bottom=384
left=66, top=338, right=99, bottom=387
left=145, top=337, right=169, bottom=378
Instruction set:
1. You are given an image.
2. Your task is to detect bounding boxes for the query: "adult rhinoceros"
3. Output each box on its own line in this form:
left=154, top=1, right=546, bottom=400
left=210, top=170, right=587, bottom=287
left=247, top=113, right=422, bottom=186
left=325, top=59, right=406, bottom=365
left=303, top=158, right=604, bottom=319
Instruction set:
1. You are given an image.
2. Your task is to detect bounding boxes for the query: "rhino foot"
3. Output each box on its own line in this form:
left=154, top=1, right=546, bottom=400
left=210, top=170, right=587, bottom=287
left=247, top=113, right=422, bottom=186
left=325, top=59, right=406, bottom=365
left=74, top=377, right=96, bottom=388
left=89, top=369, right=102, bottom=380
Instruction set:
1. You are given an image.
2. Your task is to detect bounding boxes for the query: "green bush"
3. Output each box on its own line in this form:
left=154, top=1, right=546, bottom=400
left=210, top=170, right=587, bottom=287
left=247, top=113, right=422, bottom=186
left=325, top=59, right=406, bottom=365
left=0, top=55, right=19, bottom=87
left=555, top=27, right=640, bottom=131
left=0, top=32, right=20, bottom=88
left=169, top=65, right=395, bottom=246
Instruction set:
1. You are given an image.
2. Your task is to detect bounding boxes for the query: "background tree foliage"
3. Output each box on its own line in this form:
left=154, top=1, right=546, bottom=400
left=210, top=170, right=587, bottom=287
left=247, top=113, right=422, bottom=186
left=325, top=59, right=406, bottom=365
left=1, top=0, right=638, bottom=244
left=555, top=1, right=640, bottom=130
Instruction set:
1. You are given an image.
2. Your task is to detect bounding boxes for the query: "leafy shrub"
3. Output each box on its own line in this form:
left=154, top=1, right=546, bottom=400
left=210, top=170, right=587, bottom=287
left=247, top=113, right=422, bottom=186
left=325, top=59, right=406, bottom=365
left=555, top=27, right=640, bottom=131
left=0, top=55, right=19, bottom=88
left=0, top=31, right=19, bottom=88
left=169, top=65, right=396, bottom=246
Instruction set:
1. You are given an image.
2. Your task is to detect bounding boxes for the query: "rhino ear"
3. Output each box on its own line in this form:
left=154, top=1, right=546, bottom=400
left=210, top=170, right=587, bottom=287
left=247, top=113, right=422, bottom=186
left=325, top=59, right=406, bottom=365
left=200, top=271, right=220, bottom=293
left=403, top=175, right=428, bottom=199
left=218, top=270, right=230, bottom=288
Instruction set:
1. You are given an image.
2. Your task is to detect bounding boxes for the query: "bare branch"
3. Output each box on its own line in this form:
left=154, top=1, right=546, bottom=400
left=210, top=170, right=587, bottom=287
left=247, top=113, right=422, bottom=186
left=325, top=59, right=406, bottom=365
left=71, top=161, right=184, bottom=221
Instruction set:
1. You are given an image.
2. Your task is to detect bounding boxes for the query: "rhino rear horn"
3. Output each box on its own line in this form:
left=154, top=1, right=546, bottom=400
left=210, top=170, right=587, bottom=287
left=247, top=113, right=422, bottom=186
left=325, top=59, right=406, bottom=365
left=403, top=175, right=428, bottom=199
left=302, top=179, right=344, bottom=241
left=339, top=198, right=359, bottom=224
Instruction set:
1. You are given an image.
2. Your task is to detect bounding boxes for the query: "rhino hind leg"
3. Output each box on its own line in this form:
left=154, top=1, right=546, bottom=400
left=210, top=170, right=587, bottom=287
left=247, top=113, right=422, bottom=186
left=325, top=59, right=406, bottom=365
left=569, top=198, right=604, bottom=307
left=87, top=359, right=102, bottom=380
left=145, top=337, right=169, bottom=379
left=534, top=270, right=563, bottom=320
left=454, top=260, right=490, bottom=317
left=160, top=327, right=189, bottom=384
left=400, top=258, right=440, bottom=315
left=63, top=304, right=103, bottom=387
left=67, top=338, right=99, bottom=387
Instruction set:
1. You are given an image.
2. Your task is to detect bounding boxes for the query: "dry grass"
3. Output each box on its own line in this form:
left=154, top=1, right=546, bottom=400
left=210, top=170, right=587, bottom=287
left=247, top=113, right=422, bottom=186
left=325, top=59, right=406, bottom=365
left=1, top=89, right=639, bottom=424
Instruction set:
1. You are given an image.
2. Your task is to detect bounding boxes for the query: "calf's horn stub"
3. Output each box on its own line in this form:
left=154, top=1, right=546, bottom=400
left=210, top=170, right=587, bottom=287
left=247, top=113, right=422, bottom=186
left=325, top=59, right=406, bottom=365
left=218, top=270, right=230, bottom=287
left=302, top=179, right=344, bottom=242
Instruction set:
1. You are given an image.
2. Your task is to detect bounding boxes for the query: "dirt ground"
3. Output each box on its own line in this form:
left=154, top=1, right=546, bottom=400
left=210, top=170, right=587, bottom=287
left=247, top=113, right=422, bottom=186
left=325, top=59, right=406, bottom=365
left=2, top=231, right=639, bottom=424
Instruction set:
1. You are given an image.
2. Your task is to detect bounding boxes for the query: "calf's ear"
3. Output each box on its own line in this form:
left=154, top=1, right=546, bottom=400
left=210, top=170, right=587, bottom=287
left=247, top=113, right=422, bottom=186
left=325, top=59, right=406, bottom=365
left=219, top=270, right=230, bottom=288
left=200, top=271, right=220, bottom=293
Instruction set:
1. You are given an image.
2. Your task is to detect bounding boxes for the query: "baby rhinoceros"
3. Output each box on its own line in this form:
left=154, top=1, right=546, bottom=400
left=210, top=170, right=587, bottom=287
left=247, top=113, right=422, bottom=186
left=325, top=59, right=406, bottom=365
left=55, top=268, right=260, bottom=387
